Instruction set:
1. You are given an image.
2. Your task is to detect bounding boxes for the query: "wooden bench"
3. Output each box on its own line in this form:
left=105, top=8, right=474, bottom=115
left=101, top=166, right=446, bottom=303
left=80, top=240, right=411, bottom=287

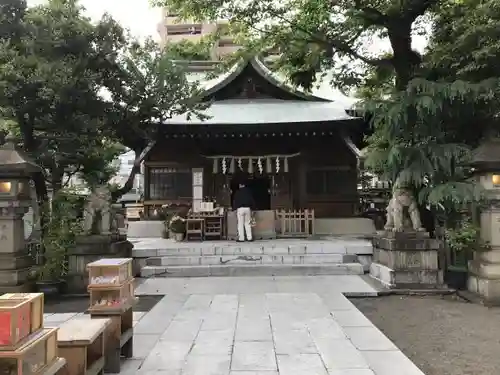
left=90, top=305, right=134, bottom=373
left=56, top=318, right=111, bottom=375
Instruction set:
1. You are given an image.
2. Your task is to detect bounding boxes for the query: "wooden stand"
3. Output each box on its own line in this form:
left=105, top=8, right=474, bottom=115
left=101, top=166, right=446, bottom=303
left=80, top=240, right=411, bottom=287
left=56, top=319, right=111, bottom=375
left=89, top=306, right=133, bottom=374
left=186, top=218, right=204, bottom=241
left=86, top=258, right=134, bottom=373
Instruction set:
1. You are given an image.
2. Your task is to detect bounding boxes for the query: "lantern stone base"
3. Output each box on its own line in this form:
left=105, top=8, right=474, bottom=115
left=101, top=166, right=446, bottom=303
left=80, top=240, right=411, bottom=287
left=0, top=266, right=31, bottom=287
left=370, top=231, right=444, bottom=289
left=467, top=251, right=500, bottom=305
left=0, top=251, right=32, bottom=270
left=65, top=234, right=133, bottom=294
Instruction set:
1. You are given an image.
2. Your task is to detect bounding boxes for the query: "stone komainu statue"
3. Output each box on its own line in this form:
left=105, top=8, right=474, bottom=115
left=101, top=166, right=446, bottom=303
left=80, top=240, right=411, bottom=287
left=83, top=185, right=113, bottom=234
left=384, top=177, right=425, bottom=232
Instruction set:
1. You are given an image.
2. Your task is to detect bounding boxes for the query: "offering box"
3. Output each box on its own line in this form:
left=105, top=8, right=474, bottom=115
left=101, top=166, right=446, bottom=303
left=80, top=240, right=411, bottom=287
left=88, top=279, right=135, bottom=313
left=0, top=294, right=44, bottom=339
left=87, top=258, right=133, bottom=287
left=0, top=300, right=31, bottom=348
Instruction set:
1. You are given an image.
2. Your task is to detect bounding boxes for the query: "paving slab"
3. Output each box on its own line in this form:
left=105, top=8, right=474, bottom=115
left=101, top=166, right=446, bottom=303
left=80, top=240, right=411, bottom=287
left=231, top=341, right=278, bottom=372
left=48, top=275, right=425, bottom=375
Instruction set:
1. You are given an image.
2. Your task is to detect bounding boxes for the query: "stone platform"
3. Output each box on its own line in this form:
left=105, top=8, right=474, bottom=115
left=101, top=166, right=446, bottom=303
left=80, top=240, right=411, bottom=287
left=43, top=275, right=426, bottom=375
left=132, top=237, right=373, bottom=278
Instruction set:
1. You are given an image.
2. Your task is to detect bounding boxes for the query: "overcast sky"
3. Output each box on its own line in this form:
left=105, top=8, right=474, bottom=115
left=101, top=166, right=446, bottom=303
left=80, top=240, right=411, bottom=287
left=27, top=0, right=162, bottom=41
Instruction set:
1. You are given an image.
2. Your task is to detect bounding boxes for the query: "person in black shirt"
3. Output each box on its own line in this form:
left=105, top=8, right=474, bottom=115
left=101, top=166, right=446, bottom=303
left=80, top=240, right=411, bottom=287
left=232, top=183, right=255, bottom=242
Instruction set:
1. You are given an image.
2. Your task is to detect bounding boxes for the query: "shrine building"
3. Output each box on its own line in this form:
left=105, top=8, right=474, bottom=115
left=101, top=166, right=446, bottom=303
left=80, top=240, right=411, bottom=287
left=141, top=57, right=367, bottom=236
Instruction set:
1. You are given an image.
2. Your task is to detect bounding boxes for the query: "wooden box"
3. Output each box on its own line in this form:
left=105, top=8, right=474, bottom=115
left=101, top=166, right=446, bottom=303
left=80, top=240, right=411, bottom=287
left=87, top=258, right=132, bottom=287
left=0, top=299, right=31, bottom=348
left=0, top=294, right=44, bottom=338
left=88, top=279, right=135, bottom=313
left=0, top=327, right=58, bottom=375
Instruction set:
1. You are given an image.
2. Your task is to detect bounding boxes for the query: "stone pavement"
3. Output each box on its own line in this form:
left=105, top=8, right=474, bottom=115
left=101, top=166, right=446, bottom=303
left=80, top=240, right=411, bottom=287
left=45, top=276, right=425, bottom=375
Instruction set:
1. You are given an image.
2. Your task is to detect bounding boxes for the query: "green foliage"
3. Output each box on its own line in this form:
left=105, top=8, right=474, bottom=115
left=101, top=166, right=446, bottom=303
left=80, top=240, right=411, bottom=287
left=444, top=216, right=483, bottom=268
left=0, top=0, right=127, bottom=196
left=164, top=38, right=213, bottom=60
left=425, top=0, right=500, bottom=83
left=1, top=0, right=207, bottom=202
left=37, top=189, right=82, bottom=281
left=362, top=0, right=500, bottom=207
left=79, top=141, right=125, bottom=189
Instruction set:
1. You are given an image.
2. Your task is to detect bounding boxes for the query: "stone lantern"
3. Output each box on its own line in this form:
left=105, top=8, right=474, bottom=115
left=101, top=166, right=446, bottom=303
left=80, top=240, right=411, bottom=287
left=0, top=134, right=41, bottom=292
left=468, top=138, right=500, bottom=303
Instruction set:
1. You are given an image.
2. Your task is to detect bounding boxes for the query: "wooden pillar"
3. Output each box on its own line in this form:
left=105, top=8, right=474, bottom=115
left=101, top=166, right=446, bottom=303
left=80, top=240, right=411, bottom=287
left=192, top=168, right=203, bottom=212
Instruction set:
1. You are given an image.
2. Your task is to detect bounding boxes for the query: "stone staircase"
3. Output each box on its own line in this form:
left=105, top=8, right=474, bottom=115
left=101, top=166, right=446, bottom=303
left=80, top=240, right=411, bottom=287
left=135, top=239, right=372, bottom=278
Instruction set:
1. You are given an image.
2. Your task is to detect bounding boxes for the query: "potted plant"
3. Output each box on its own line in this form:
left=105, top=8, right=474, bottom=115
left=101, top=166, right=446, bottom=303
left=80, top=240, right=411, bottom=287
left=35, top=192, right=81, bottom=297
left=169, top=215, right=186, bottom=241
left=444, top=218, right=480, bottom=290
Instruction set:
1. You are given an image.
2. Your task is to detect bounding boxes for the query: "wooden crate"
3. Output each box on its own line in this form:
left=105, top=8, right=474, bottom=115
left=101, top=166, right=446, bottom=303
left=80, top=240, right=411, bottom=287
left=0, top=327, right=58, bottom=375
left=86, top=258, right=132, bottom=287
left=0, top=294, right=44, bottom=338
left=0, top=299, right=31, bottom=348
left=88, top=279, right=135, bottom=313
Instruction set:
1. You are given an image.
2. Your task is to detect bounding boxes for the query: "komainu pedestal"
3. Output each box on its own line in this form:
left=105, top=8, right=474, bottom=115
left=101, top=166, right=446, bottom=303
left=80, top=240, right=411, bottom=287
left=370, top=231, right=444, bottom=289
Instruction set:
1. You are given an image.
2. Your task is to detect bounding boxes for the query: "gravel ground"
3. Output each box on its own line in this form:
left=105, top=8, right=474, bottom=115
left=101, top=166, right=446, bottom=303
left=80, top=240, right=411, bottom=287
left=351, top=295, right=500, bottom=375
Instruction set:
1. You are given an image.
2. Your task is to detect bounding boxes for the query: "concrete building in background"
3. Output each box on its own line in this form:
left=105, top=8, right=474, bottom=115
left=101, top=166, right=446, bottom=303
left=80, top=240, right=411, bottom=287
left=157, top=8, right=239, bottom=59
left=109, top=150, right=144, bottom=203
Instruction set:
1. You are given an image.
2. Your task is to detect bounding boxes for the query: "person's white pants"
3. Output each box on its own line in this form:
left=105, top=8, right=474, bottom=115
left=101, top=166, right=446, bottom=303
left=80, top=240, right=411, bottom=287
left=236, top=207, right=252, bottom=241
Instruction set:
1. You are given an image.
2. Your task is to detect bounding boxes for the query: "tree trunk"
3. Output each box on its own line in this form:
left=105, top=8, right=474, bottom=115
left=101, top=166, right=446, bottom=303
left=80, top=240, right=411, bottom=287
left=388, top=22, right=422, bottom=91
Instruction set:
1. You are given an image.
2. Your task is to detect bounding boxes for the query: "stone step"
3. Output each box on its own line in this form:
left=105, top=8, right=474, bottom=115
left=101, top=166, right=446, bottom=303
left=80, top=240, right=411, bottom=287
left=146, top=253, right=357, bottom=266
left=140, top=263, right=364, bottom=278
left=143, top=244, right=358, bottom=258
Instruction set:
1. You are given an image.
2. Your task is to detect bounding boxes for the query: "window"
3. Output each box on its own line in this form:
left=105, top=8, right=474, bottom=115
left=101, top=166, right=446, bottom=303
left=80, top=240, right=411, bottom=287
left=167, top=25, right=202, bottom=35
left=306, top=168, right=355, bottom=195
left=148, top=167, right=192, bottom=200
